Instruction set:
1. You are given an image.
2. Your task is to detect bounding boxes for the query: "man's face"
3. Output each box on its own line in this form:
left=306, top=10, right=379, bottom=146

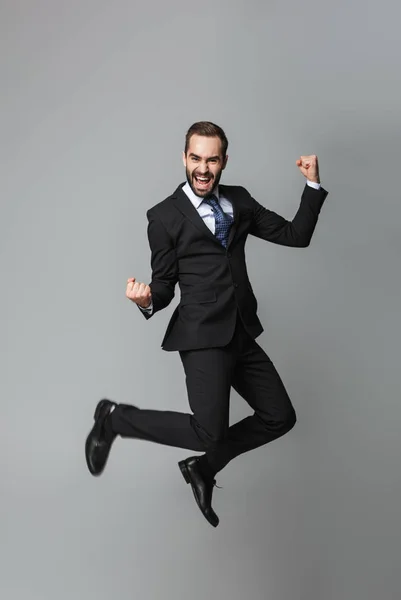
left=183, top=134, right=228, bottom=198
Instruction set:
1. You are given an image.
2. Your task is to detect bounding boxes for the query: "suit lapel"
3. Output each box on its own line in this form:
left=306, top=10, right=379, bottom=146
left=171, top=183, right=239, bottom=249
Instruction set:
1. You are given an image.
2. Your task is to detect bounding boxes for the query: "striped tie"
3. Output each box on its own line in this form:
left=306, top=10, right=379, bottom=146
left=203, top=195, right=233, bottom=248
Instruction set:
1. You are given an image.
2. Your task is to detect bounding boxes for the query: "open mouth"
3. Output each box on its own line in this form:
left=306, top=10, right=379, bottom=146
left=194, top=175, right=212, bottom=188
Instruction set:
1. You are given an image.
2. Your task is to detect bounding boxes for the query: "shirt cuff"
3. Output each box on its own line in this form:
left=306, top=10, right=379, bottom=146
left=138, top=300, right=153, bottom=314
left=306, top=180, right=321, bottom=190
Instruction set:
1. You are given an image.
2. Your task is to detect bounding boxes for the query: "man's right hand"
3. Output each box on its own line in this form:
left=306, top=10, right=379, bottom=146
left=125, top=277, right=152, bottom=308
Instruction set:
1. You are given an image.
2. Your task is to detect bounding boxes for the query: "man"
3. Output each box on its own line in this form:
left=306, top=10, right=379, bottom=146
left=85, top=121, right=328, bottom=527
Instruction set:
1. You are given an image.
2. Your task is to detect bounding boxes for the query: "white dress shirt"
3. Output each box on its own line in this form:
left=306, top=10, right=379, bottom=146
left=139, top=179, right=321, bottom=314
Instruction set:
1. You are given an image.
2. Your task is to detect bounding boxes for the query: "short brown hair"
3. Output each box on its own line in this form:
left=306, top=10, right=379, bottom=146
left=184, top=121, right=228, bottom=157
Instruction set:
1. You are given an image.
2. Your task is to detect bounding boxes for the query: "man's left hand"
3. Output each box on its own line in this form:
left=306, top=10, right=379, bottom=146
left=296, top=155, right=320, bottom=183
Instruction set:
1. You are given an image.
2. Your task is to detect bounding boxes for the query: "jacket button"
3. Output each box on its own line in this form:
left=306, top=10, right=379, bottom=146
left=234, top=282, right=239, bottom=288
left=227, top=252, right=231, bottom=258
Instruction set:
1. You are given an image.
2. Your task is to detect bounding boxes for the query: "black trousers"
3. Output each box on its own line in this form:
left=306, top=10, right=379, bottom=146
left=110, top=312, right=296, bottom=474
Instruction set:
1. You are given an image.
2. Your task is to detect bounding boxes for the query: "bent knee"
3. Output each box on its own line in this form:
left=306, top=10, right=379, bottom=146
left=273, top=408, right=296, bottom=434
left=285, top=407, right=297, bottom=431
left=258, top=405, right=297, bottom=434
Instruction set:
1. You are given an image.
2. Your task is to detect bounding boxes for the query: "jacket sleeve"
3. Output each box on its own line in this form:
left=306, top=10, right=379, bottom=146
left=248, top=183, right=328, bottom=247
left=138, top=208, right=178, bottom=320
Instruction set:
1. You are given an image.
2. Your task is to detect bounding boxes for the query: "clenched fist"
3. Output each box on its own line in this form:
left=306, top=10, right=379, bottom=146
left=126, top=277, right=152, bottom=308
left=296, top=155, right=320, bottom=184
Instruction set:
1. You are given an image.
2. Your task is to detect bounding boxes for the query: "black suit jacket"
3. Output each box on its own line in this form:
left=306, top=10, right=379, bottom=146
left=139, top=182, right=328, bottom=351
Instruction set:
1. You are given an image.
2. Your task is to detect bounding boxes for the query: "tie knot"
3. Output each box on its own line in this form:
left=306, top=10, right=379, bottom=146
left=204, top=194, right=218, bottom=208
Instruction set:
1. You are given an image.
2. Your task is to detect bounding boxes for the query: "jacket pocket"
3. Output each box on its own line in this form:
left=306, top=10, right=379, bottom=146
left=180, top=290, right=217, bottom=306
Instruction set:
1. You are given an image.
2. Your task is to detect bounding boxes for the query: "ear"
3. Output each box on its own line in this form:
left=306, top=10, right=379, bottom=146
left=222, top=154, right=229, bottom=170
left=182, top=151, right=187, bottom=168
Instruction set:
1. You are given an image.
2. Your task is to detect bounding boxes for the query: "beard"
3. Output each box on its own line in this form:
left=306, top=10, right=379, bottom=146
left=185, top=167, right=223, bottom=198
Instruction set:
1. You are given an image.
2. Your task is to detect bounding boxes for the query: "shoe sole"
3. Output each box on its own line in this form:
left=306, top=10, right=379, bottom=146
left=179, top=460, right=191, bottom=484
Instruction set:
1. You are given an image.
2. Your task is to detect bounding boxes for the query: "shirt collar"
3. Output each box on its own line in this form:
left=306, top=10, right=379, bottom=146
left=182, top=181, right=220, bottom=209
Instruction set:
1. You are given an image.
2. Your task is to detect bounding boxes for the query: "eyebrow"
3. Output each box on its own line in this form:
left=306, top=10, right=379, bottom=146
left=189, top=153, right=221, bottom=161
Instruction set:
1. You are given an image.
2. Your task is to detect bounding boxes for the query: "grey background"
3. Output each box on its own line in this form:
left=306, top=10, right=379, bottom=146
left=1, top=1, right=400, bottom=599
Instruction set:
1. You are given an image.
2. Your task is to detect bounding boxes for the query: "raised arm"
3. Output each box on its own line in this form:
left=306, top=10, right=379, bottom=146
left=249, top=181, right=328, bottom=247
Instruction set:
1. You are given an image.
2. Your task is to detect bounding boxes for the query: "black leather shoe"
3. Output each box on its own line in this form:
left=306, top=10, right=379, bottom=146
left=178, top=456, right=220, bottom=527
left=85, top=399, right=117, bottom=476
